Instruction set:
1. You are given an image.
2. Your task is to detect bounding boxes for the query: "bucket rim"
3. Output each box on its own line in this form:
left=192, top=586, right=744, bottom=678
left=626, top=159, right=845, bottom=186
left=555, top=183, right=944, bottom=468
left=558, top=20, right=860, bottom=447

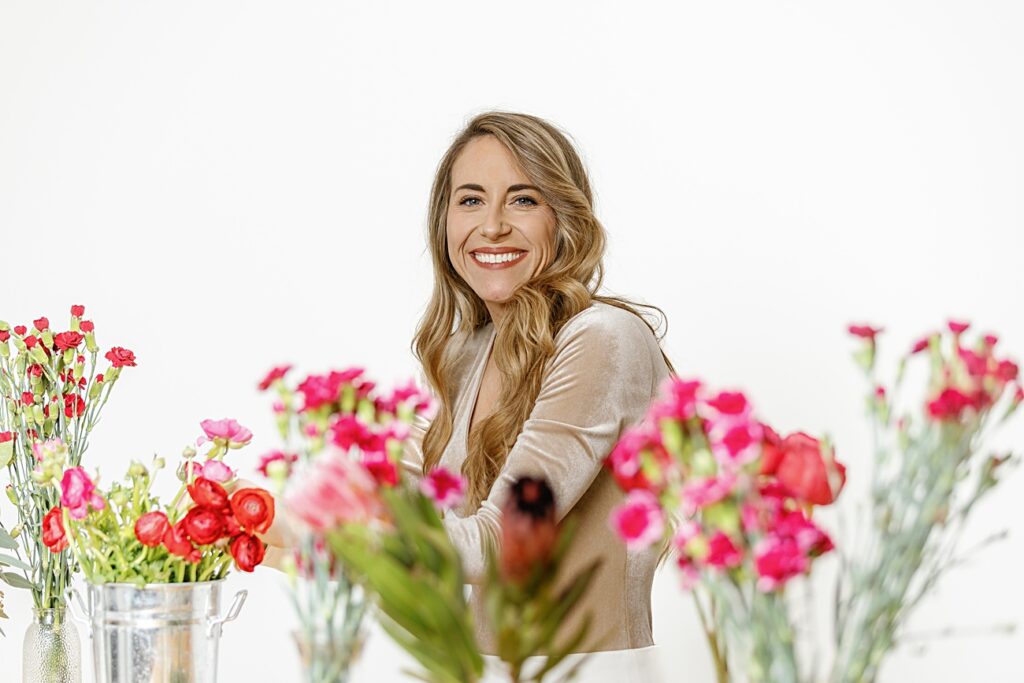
left=85, top=579, right=228, bottom=590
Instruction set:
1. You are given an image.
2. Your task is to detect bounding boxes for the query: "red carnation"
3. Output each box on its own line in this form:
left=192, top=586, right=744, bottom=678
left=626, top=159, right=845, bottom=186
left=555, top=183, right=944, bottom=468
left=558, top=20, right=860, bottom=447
left=42, top=507, right=69, bottom=553
left=996, top=360, right=1019, bottom=383
left=80, top=320, right=95, bottom=333
left=230, top=533, right=266, bottom=572
left=33, top=317, right=49, bottom=331
left=135, top=511, right=170, bottom=547
left=927, top=387, right=975, bottom=421
left=0, top=432, right=13, bottom=443
left=948, top=320, right=970, bottom=335
left=182, top=507, right=226, bottom=545
left=54, top=331, right=84, bottom=351
left=71, top=305, right=85, bottom=317
left=257, top=364, right=292, bottom=391
left=229, top=488, right=275, bottom=534
left=13, top=325, right=27, bottom=336
left=0, top=330, right=9, bottom=342
left=104, top=347, right=137, bottom=368
left=21, top=392, right=35, bottom=406
left=848, top=324, right=884, bottom=341
left=64, top=394, right=86, bottom=419
left=188, top=477, right=230, bottom=511
left=24, top=335, right=38, bottom=349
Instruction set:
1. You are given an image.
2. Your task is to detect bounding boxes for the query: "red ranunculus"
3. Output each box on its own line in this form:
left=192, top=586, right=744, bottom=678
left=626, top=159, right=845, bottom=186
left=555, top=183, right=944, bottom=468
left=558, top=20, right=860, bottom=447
left=229, top=488, right=275, bottom=534
left=135, top=511, right=170, bottom=547
left=63, top=393, right=86, bottom=419
left=182, top=507, right=226, bottom=545
left=230, top=533, right=266, bottom=572
left=42, top=507, right=69, bottom=552
left=70, top=304, right=85, bottom=317
left=223, top=512, right=242, bottom=537
left=188, top=477, right=230, bottom=511
left=33, top=317, right=49, bottom=331
left=163, top=520, right=195, bottom=557
left=54, top=331, right=84, bottom=351
left=759, top=424, right=784, bottom=475
left=104, top=347, right=137, bottom=368
left=80, top=320, right=95, bottom=333
left=765, top=432, right=846, bottom=506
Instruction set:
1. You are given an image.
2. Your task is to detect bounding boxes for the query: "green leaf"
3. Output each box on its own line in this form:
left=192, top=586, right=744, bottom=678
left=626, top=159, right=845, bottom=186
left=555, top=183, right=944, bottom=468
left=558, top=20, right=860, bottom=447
left=0, top=440, right=12, bottom=468
left=1, top=572, right=35, bottom=590
left=0, top=554, right=31, bottom=572
left=0, top=529, right=17, bottom=551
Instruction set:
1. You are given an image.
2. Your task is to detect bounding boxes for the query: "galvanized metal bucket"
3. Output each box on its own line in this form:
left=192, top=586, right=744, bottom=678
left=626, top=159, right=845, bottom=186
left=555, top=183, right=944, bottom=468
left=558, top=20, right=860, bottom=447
left=70, top=581, right=247, bottom=683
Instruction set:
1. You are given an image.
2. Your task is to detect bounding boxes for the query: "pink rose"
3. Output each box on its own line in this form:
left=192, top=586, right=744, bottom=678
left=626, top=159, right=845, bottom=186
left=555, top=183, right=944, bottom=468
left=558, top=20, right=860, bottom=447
left=60, top=467, right=106, bottom=520
left=609, top=489, right=665, bottom=550
left=420, top=467, right=465, bottom=510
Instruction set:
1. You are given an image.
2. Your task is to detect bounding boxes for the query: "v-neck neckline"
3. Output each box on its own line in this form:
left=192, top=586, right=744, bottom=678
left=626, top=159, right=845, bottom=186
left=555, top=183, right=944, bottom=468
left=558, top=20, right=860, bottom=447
left=463, top=323, right=497, bottom=455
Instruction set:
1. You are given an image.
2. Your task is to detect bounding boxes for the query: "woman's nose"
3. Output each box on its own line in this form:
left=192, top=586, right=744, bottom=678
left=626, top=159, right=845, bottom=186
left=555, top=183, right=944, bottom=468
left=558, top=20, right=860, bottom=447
left=480, top=204, right=513, bottom=240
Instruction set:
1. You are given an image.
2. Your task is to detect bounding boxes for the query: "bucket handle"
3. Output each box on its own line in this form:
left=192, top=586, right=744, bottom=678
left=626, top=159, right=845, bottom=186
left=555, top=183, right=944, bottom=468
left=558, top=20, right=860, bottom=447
left=67, top=588, right=93, bottom=639
left=207, top=589, right=247, bottom=637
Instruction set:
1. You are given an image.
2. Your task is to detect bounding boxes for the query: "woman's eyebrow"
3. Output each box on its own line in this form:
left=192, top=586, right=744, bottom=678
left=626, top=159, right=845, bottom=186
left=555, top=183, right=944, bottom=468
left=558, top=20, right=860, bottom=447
left=453, top=183, right=541, bottom=193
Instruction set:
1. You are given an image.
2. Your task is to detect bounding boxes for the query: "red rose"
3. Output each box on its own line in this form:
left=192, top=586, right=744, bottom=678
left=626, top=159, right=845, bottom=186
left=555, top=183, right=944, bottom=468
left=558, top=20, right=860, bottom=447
left=42, top=507, right=69, bottom=553
left=21, top=391, right=35, bottom=406
left=63, top=394, right=86, bottom=419
left=104, top=347, right=137, bottom=368
left=24, top=335, right=38, bottom=349
left=80, top=320, right=95, bottom=333
left=54, top=331, right=84, bottom=351
left=229, top=488, right=275, bottom=534
left=848, top=324, right=883, bottom=341
left=766, top=432, right=846, bottom=506
left=163, top=520, right=195, bottom=558
left=759, top=425, right=784, bottom=475
left=135, top=511, right=171, bottom=547
left=70, top=305, right=85, bottom=317
left=13, top=325, right=27, bottom=336
left=257, top=364, right=292, bottom=391
left=188, top=477, right=230, bottom=511
left=33, top=317, right=49, bottom=331
left=0, top=330, right=9, bottom=342
left=229, top=533, right=266, bottom=572
left=182, top=507, right=226, bottom=545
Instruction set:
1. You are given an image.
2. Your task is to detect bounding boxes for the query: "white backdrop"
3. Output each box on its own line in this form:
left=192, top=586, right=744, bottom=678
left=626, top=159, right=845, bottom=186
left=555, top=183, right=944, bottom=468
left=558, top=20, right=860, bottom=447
left=2, top=2, right=1022, bottom=681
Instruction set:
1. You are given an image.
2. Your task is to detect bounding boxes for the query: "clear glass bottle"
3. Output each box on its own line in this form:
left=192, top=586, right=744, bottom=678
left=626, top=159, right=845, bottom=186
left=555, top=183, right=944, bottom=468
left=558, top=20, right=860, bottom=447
left=22, top=607, right=82, bottom=683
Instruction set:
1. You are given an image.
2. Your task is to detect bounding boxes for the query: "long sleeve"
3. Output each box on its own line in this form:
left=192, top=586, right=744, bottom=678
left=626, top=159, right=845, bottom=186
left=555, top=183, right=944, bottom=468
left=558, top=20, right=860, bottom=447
left=442, top=307, right=659, bottom=583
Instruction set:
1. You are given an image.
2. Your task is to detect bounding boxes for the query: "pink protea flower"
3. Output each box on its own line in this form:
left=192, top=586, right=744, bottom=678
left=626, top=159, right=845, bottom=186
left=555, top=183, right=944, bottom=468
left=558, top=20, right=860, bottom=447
left=285, top=452, right=384, bottom=531
left=60, top=467, right=106, bottom=520
left=200, top=418, right=253, bottom=447
left=609, top=489, right=665, bottom=550
left=420, top=467, right=466, bottom=510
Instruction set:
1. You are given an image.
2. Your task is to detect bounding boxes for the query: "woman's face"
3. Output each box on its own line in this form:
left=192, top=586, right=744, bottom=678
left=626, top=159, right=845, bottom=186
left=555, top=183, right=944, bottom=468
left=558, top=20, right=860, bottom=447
left=446, top=135, right=557, bottom=320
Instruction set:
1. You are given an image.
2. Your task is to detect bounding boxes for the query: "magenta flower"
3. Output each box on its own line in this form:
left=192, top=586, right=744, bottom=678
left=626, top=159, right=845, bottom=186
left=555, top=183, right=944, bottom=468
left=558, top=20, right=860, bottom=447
left=257, top=451, right=298, bottom=478
left=60, top=467, right=106, bottom=520
left=705, top=531, right=743, bottom=570
left=285, top=452, right=384, bottom=531
left=200, top=418, right=253, bottom=447
left=199, top=460, right=234, bottom=483
left=680, top=473, right=737, bottom=516
left=420, top=467, right=466, bottom=510
left=609, top=489, right=665, bottom=550
left=651, top=377, right=702, bottom=421
left=754, top=535, right=808, bottom=591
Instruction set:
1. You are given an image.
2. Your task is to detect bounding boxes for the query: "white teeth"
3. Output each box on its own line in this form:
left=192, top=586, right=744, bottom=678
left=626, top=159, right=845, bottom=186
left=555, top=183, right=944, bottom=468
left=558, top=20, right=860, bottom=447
left=473, top=251, right=525, bottom=264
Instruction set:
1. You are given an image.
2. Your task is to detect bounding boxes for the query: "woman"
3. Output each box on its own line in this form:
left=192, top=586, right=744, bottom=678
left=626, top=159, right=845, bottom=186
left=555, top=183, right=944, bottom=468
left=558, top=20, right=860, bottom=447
left=402, top=110, right=676, bottom=681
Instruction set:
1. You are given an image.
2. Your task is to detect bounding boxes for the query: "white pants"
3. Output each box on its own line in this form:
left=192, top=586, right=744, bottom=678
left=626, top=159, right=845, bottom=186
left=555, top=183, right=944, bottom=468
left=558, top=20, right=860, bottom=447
left=482, top=645, right=665, bottom=683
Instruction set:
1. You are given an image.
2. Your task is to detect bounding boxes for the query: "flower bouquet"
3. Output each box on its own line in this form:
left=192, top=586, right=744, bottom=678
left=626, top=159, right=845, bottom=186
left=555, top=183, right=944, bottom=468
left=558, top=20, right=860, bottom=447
left=605, top=378, right=845, bottom=683
left=257, top=364, right=436, bottom=683
left=35, top=418, right=274, bottom=683
left=0, top=306, right=136, bottom=682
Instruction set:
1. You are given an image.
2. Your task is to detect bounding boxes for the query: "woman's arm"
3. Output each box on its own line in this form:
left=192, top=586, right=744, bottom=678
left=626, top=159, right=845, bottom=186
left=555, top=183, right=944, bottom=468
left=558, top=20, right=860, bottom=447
left=443, top=308, right=660, bottom=583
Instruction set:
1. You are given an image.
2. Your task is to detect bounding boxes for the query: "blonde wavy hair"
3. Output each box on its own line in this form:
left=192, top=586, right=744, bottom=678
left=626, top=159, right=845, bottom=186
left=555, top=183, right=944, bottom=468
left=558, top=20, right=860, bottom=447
left=413, top=111, right=676, bottom=509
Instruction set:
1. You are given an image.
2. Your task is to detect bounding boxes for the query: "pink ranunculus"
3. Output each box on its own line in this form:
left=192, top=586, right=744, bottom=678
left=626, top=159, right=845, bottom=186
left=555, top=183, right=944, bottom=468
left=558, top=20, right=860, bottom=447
left=285, top=451, right=384, bottom=531
left=60, top=467, right=106, bottom=520
left=420, top=467, right=466, bottom=510
left=363, top=452, right=399, bottom=488
left=609, top=489, right=665, bottom=550
left=199, top=459, right=234, bottom=483
left=200, top=418, right=253, bottom=447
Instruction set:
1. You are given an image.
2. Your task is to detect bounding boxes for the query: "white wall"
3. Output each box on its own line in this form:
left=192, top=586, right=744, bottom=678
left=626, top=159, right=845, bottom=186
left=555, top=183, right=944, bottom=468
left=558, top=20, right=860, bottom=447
left=1, top=2, right=1022, bottom=681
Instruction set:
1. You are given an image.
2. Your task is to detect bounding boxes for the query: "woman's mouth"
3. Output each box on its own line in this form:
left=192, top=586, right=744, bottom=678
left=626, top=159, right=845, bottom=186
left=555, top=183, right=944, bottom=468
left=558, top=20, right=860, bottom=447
left=471, top=250, right=527, bottom=269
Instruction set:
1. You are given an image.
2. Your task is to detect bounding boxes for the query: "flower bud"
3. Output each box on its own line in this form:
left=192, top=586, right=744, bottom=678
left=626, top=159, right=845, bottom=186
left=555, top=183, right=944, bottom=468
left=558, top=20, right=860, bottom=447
left=128, top=461, right=148, bottom=478
left=85, top=332, right=98, bottom=354
left=181, top=445, right=197, bottom=459
left=5, top=485, right=17, bottom=505
left=10, top=524, right=22, bottom=538
left=110, top=490, right=128, bottom=506
left=88, top=381, right=102, bottom=400
left=153, top=456, right=166, bottom=470
left=41, top=331, right=54, bottom=348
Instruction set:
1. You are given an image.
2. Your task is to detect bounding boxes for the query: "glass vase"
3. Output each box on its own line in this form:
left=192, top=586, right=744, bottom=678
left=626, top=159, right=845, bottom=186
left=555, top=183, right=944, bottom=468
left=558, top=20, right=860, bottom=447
left=22, top=607, right=82, bottom=683
left=292, top=628, right=364, bottom=683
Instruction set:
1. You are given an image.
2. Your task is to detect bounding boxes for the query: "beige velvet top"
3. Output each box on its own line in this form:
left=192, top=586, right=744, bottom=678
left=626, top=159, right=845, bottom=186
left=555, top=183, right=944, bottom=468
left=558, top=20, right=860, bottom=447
left=402, top=300, right=672, bottom=654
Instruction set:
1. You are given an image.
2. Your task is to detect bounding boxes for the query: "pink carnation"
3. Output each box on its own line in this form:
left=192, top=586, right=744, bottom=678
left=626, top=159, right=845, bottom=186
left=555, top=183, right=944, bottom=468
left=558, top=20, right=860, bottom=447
left=705, top=531, right=743, bottom=570
left=420, top=467, right=466, bottom=510
left=754, top=535, right=808, bottom=591
left=609, top=490, right=665, bottom=550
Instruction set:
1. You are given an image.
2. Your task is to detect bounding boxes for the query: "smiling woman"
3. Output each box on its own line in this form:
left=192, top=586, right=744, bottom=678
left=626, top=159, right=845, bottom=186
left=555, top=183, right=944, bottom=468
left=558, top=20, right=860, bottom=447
left=400, top=111, right=678, bottom=681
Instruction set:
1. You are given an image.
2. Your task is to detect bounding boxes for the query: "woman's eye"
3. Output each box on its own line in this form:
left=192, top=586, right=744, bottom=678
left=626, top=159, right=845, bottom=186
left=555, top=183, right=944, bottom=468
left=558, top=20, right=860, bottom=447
left=513, top=196, right=538, bottom=206
left=459, top=196, right=481, bottom=206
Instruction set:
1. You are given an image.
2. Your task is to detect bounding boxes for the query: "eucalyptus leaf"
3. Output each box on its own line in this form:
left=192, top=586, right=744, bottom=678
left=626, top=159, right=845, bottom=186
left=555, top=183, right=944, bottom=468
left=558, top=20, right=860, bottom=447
left=1, top=571, right=35, bottom=590
left=0, top=553, right=31, bottom=572
left=0, top=529, right=17, bottom=551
